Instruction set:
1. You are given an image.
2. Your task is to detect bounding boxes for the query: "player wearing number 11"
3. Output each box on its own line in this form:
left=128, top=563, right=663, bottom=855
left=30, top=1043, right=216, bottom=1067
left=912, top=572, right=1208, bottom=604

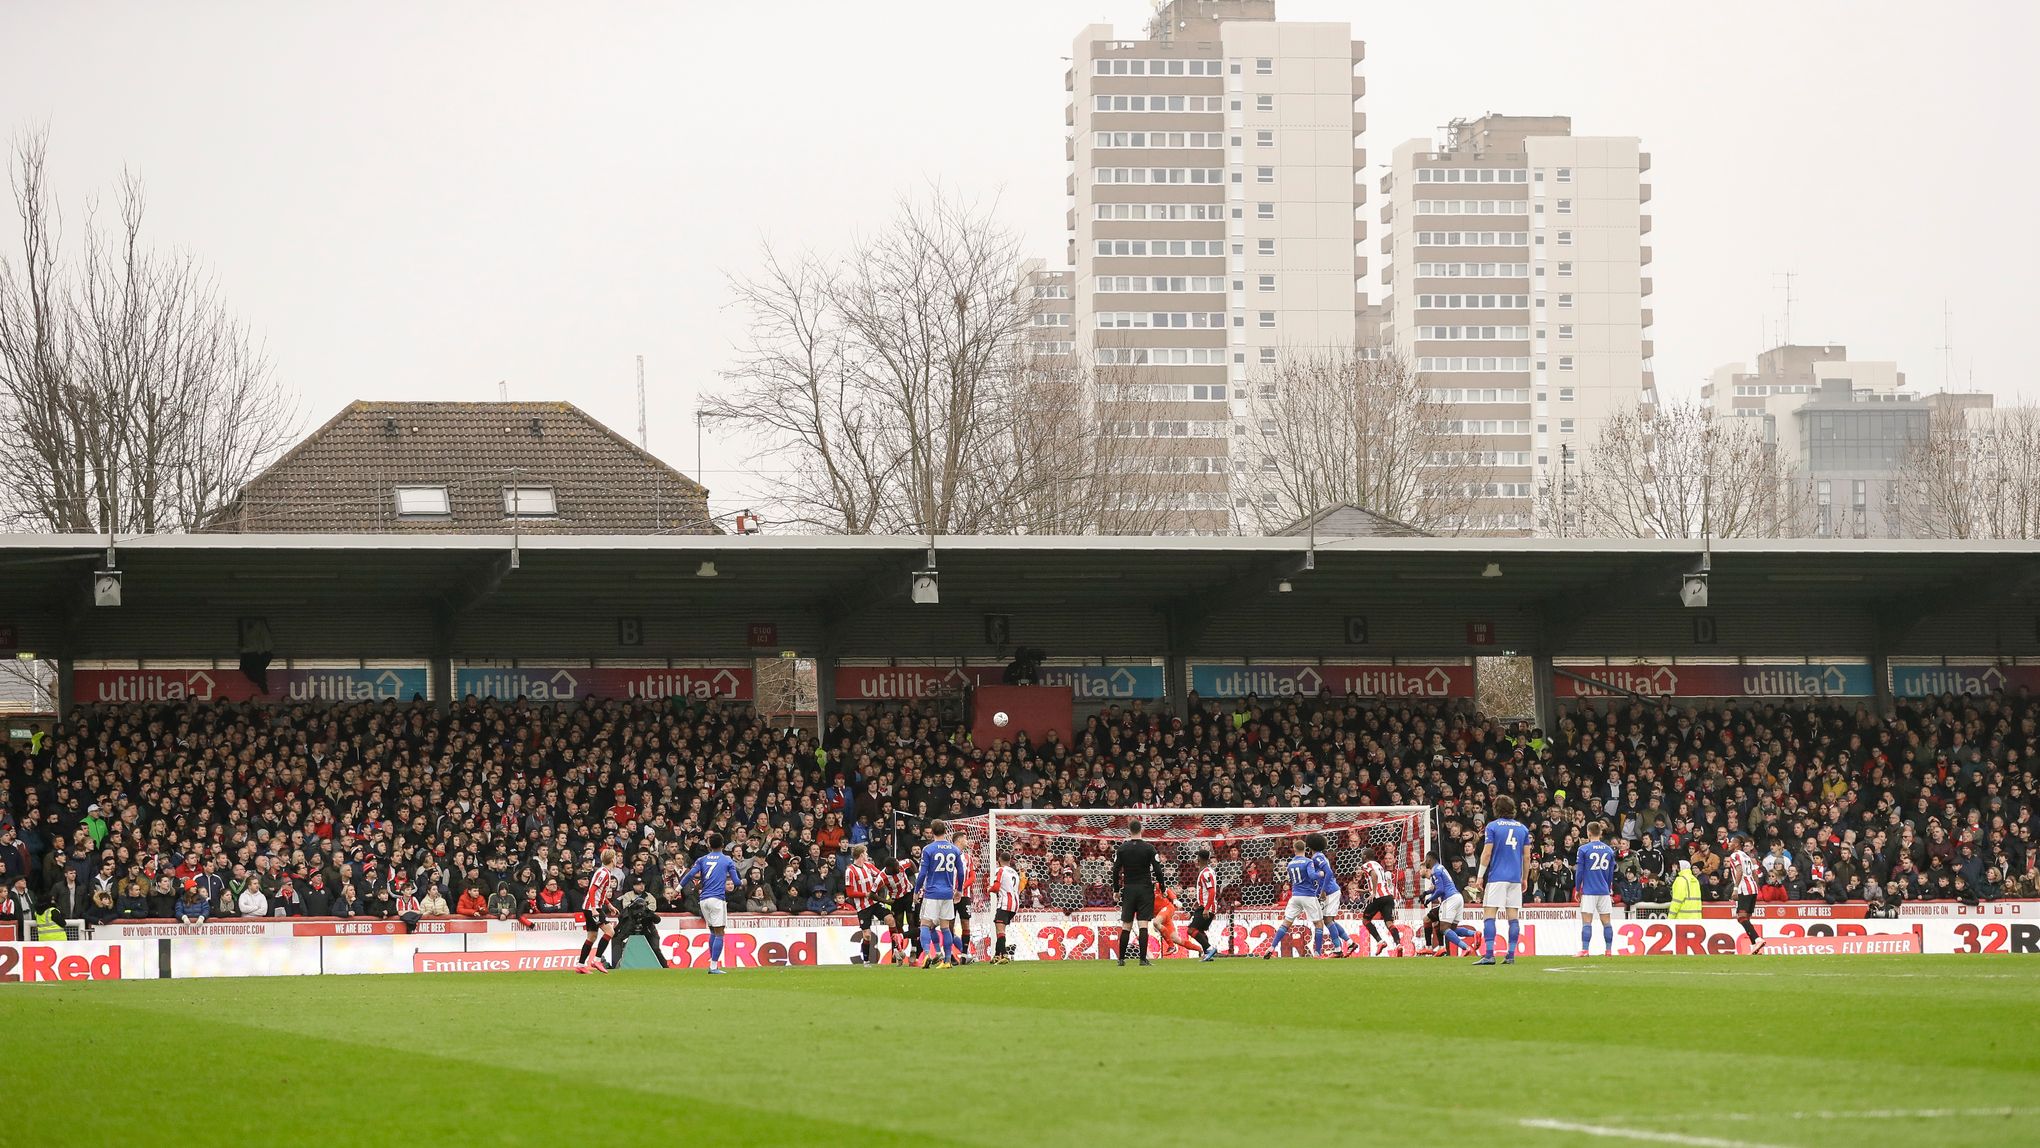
left=1473, top=794, right=1530, bottom=966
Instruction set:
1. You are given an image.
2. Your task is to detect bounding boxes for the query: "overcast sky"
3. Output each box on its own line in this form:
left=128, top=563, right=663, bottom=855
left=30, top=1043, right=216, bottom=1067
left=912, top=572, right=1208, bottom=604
left=6, top=1, right=2034, bottom=517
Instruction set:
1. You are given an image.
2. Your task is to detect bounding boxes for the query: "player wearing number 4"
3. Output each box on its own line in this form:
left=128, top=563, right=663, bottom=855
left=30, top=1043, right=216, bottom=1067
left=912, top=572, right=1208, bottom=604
left=1575, top=821, right=1618, bottom=956
left=1472, top=795, right=1531, bottom=966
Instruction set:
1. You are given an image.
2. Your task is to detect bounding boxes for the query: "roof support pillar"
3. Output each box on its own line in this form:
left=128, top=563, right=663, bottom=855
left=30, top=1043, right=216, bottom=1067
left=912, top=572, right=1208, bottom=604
left=1869, top=650, right=1893, bottom=719
left=1530, top=652, right=1558, bottom=734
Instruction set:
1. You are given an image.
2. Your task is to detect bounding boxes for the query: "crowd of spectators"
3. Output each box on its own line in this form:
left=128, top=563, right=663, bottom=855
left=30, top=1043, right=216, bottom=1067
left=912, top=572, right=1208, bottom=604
left=1, top=686, right=2035, bottom=928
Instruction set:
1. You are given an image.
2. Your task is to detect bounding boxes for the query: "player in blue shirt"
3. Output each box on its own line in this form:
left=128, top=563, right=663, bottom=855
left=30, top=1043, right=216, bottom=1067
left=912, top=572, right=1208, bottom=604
left=912, top=819, right=966, bottom=969
left=682, top=833, right=742, bottom=974
left=1574, top=820, right=1619, bottom=957
left=1421, top=849, right=1478, bottom=956
left=1305, top=833, right=1351, bottom=958
left=1473, top=795, right=1531, bottom=965
left=1263, top=839, right=1325, bottom=958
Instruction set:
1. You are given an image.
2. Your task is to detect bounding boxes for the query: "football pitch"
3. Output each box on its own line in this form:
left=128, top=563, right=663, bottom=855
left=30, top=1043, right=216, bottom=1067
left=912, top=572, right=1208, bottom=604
left=6, top=956, right=2036, bottom=1147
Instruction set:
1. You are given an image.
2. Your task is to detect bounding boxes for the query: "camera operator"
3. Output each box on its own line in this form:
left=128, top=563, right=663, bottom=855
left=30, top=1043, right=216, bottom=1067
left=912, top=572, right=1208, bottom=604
left=614, top=875, right=670, bottom=968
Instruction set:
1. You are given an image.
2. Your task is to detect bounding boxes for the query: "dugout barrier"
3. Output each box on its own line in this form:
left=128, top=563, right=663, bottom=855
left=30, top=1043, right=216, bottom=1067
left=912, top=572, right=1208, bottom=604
left=4, top=903, right=2036, bottom=982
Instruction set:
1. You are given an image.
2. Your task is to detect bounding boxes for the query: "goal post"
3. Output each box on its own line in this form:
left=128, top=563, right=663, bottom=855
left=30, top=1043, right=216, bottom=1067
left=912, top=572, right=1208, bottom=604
left=951, top=807, right=1430, bottom=958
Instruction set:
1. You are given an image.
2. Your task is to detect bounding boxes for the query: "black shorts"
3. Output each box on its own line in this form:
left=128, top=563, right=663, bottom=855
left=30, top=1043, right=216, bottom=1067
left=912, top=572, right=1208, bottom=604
left=1363, top=896, right=1394, bottom=919
left=891, top=896, right=917, bottom=925
left=955, top=898, right=972, bottom=921
left=1735, top=894, right=1757, bottom=916
left=1119, top=884, right=1156, bottom=921
left=1189, top=910, right=1215, bottom=934
left=581, top=908, right=613, bottom=931
left=857, top=902, right=889, bottom=929
left=994, top=908, right=1016, bottom=926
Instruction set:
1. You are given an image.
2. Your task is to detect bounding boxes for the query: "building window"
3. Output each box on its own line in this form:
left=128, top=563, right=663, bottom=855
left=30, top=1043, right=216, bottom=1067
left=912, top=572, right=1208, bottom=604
left=1256, top=94, right=1273, bottom=111
left=1258, top=311, right=1276, bottom=328
left=1257, top=202, right=1275, bottom=219
left=1257, top=238, right=1275, bottom=256
left=1558, top=324, right=1573, bottom=339
left=394, top=485, right=450, bottom=518
left=503, top=486, right=558, bottom=518
left=1559, top=418, right=1575, bottom=433
left=1259, top=347, right=1277, bottom=365
left=1556, top=167, right=1572, bottom=183
left=1258, top=274, right=1275, bottom=291
left=1557, top=198, right=1573, bottom=214
left=1255, top=57, right=1273, bottom=74
left=1558, top=356, right=1574, bottom=371
left=1557, top=230, right=1573, bottom=245
left=1256, top=166, right=1274, bottom=183
left=1557, top=262, right=1573, bottom=277
left=1256, top=130, right=1274, bottom=147
left=1558, top=293, right=1573, bottom=308
left=1259, top=417, right=1277, bottom=436
left=1558, top=387, right=1575, bottom=401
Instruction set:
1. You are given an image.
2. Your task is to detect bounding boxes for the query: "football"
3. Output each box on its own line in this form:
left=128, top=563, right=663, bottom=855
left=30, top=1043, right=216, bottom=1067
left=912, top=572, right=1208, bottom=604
left=993, top=711, right=1010, bottom=728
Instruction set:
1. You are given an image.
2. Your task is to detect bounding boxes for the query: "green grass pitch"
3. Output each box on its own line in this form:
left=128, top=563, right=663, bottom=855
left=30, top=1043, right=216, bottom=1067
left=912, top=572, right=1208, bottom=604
left=5, top=956, right=2035, bottom=1146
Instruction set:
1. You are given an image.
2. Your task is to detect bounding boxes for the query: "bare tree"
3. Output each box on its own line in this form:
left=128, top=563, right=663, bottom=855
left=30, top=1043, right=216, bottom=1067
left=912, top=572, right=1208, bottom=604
left=1898, top=401, right=2040, bottom=540
left=1233, top=346, right=1477, bottom=534
left=0, top=131, right=297, bottom=534
left=708, top=192, right=1043, bottom=534
left=710, top=191, right=1209, bottom=535
left=1549, top=401, right=1790, bottom=539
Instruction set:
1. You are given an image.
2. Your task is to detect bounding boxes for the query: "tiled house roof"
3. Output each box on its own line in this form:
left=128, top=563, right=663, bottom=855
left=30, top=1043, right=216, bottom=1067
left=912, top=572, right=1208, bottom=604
left=208, top=401, right=713, bottom=534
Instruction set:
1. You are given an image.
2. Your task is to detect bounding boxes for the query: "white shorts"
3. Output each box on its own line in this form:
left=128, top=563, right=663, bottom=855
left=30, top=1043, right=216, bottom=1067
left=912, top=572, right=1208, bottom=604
left=1282, top=895, right=1324, bottom=924
left=1321, top=890, right=1342, bottom=917
left=1481, top=881, right=1522, bottom=912
left=921, top=897, right=956, bottom=924
left=1437, top=894, right=1464, bottom=925
left=1579, top=893, right=1613, bottom=917
left=699, top=897, right=728, bottom=928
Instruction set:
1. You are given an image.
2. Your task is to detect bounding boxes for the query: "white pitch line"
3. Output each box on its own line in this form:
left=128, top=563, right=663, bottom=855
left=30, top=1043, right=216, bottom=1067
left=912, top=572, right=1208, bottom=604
left=1647, top=1107, right=2040, bottom=1122
left=1518, top=1118, right=1787, bottom=1147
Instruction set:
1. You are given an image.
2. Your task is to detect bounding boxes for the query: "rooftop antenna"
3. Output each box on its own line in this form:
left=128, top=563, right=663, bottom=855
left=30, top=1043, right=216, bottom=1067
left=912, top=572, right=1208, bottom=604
left=1933, top=302, right=1954, bottom=391
left=1773, top=271, right=1796, bottom=345
left=635, top=354, right=648, bottom=449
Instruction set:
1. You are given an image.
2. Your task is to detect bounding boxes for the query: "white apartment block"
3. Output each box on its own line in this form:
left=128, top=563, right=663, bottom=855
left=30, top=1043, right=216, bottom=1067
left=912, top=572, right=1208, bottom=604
left=1702, top=343, right=1992, bottom=538
left=1067, top=0, right=1367, bottom=533
left=1018, top=259, right=1074, bottom=360
left=1382, top=115, right=1653, bottom=535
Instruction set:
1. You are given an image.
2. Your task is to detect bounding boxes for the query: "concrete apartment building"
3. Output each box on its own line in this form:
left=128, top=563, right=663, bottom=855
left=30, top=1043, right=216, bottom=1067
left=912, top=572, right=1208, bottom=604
left=1066, top=0, right=1367, bottom=533
left=1703, top=344, right=1991, bottom=537
left=1381, top=115, right=1654, bottom=535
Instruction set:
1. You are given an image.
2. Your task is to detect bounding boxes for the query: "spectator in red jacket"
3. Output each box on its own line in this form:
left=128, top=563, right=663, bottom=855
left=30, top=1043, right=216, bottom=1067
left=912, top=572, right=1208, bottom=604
left=455, top=884, right=488, bottom=918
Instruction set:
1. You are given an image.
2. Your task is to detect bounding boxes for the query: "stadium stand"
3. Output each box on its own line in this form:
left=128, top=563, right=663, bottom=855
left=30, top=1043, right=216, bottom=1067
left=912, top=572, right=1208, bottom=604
left=3, top=689, right=2034, bottom=927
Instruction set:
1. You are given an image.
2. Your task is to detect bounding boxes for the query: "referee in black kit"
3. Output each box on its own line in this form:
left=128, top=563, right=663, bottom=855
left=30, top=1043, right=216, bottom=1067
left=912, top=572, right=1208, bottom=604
left=1112, top=820, right=1168, bottom=967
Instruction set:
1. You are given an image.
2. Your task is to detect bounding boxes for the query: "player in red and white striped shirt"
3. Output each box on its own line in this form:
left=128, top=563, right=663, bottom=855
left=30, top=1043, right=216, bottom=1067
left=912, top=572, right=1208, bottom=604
left=577, top=849, right=623, bottom=973
left=886, top=859, right=918, bottom=964
left=950, top=828, right=979, bottom=964
left=1186, top=847, right=1219, bottom=962
left=1726, top=834, right=1766, bottom=953
left=989, top=858, right=1023, bottom=962
left=1358, top=851, right=1398, bottom=956
left=844, top=844, right=890, bottom=966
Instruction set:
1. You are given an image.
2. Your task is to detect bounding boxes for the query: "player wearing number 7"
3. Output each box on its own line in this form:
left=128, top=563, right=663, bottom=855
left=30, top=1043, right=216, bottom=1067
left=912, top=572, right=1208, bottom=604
left=1472, top=795, right=1531, bottom=966
left=1575, top=821, right=1617, bottom=956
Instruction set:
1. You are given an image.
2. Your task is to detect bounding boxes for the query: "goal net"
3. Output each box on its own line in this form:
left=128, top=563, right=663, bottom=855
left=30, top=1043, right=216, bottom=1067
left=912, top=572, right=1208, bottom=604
left=952, top=807, right=1430, bottom=920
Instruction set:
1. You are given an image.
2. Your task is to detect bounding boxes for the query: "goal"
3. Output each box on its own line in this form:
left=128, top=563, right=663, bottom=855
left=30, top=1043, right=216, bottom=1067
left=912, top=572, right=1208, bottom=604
left=952, top=807, right=1430, bottom=919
